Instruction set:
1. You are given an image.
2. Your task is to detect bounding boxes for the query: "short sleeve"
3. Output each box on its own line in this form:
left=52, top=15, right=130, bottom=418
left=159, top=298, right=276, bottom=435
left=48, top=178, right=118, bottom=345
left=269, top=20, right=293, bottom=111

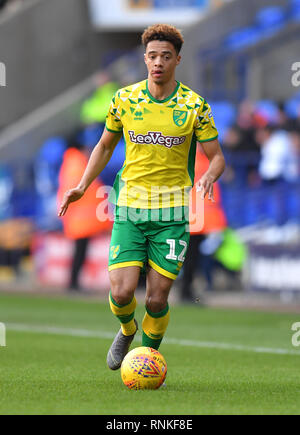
left=105, top=92, right=123, bottom=133
left=194, top=100, right=218, bottom=143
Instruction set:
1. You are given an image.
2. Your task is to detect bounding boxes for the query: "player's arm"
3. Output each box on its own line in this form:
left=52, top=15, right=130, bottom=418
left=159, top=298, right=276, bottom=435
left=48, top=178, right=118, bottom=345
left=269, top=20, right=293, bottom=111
left=58, top=128, right=122, bottom=217
left=196, top=139, right=226, bottom=201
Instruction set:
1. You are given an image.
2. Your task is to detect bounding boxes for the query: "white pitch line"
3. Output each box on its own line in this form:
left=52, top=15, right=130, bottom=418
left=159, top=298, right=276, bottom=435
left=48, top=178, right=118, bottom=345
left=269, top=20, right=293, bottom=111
left=6, top=323, right=300, bottom=356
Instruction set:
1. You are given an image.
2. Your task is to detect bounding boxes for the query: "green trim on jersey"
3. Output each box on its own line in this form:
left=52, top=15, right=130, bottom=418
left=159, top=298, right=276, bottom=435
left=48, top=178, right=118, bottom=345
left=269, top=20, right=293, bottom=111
left=199, top=134, right=219, bottom=143
left=146, top=80, right=180, bottom=104
left=105, top=124, right=123, bottom=134
left=187, top=133, right=197, bottom=186
left=109, top=165, right=126, bottom=204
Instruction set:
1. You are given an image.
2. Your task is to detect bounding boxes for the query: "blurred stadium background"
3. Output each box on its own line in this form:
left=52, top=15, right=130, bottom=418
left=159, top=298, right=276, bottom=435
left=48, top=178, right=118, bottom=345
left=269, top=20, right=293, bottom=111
left=0, top=0, right=300, bottom=307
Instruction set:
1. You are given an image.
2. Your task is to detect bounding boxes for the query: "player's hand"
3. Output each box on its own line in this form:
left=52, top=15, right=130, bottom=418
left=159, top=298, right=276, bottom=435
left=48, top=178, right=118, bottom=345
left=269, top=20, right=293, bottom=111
left=58, top=187, right=85, bottom=217
left=196, top=174, right=215, bottom=202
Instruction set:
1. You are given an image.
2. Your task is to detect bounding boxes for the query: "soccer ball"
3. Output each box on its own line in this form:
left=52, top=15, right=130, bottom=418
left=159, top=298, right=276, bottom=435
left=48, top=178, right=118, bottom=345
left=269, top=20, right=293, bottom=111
left=121, top=347, right=167, bottom=390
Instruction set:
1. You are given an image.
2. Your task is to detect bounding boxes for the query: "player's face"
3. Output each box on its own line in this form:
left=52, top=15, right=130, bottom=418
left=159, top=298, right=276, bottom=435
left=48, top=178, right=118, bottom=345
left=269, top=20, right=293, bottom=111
left=144, top=40, right=181, bottom=85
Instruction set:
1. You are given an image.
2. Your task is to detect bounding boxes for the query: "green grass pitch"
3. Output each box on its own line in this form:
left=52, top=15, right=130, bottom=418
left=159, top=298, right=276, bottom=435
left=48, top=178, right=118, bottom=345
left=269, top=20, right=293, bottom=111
left=0, top=292, right=299, bottom=415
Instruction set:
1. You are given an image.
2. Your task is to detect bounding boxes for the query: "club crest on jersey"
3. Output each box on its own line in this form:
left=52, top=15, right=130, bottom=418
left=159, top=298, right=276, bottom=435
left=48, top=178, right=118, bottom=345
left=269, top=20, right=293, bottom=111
left=173, top=110, right=188, bottom=127
left=110, top=245, right=120, bottom=260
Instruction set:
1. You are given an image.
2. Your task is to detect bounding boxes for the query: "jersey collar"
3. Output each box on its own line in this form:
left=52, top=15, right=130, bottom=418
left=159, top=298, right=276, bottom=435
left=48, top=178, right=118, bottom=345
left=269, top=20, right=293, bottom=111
left=146, top=80, right=180, bottom=104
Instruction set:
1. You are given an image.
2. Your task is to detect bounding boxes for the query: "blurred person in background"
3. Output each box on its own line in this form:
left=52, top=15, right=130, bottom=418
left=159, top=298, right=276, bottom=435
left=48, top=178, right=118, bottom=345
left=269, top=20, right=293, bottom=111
left=221, top=100, right=262, bottom=189
left=180, top=144, right=227, bottom=302
left=236, top=100, right=256, bottom=131
left=0, top=164, right=20, bottom=278
left=57, top=139, right=112, bottom=292
left=257, top=124, right=298, bottom=184
left=277, top=101, right=290, bottom=130
left=254, top=123, right=299, bottom=226
left=0, top=159, right=36, bottom=279
left=222, top=123, right=260, bottom=188
left=0, top=164, right=33, bottom=278
left=0, top=219, right=33, bottom=278
left=220, top=96, right=300, bottom=228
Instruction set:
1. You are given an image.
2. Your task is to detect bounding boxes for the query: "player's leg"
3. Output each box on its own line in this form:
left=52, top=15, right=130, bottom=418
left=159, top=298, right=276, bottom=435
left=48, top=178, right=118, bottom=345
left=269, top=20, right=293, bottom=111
left=109, top=266, right=140, bottom=335
left=142, top=207, right=190, bottom=349
left=107, top=266, right=141, bottom=370
left=107, top=207, right=147, bottom=370
left=142, top=267, right=173, bottom=350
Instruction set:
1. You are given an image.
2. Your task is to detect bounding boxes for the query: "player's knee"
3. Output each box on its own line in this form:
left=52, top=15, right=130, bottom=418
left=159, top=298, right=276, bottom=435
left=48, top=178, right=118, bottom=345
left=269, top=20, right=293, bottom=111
left=145, top=294, right=167, bottom=314
left=111, top=283, right=134, bottom=305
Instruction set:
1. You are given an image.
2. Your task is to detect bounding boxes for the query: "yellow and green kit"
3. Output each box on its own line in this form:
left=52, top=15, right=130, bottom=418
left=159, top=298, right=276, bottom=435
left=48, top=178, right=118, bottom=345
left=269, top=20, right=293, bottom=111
left=106, top=79, right=218, bottom=280
left=106, top=79, right=218, bottom=349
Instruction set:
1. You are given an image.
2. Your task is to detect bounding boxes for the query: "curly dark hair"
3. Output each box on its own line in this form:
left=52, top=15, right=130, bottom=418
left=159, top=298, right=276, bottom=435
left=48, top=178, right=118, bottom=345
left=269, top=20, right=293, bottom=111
left=142, top=24, right=184, bottom=54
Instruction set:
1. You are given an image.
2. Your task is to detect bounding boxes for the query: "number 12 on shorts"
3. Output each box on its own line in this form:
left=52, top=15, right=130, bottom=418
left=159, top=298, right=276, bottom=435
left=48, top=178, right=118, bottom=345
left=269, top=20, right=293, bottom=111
left=166, top=239, right=187, bottom=262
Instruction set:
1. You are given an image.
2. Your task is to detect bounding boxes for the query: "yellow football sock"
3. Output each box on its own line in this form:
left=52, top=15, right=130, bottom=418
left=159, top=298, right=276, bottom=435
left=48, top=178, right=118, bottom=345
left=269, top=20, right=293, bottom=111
left=109, top=291, right=137, bottom=336
left=142, top=304, right=170, bottom=350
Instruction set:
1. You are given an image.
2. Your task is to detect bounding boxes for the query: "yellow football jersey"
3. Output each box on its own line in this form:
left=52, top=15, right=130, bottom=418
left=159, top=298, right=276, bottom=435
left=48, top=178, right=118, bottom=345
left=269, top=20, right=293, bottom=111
left=105, top=79, right=218, bottom=209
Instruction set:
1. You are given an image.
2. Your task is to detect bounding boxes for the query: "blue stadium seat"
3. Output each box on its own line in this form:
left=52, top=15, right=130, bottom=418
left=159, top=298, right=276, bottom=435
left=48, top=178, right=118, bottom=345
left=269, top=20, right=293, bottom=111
left=285, top=100, right=300, bottom=119
left=290, top=0, right=300, bottom=20
left=0, top=165, right=13, bottom=220
left=77, top=123, right=104, bottom=149
left=225, top=27, right=262, bottom=52
left=225, top=7, right=287, bottom=53
left=210, top=101, right=236, bottom=125
left=243, top=188, right=266, bottom=226
left=209, top=101, right=236, bottom=141
left=220, top=180, right=299, bottom=228
left=219, top=185, right=243, bottom=228
left=286, top=183, right=300, bottom=220
left=35, top=137, right=67, bottom=194
left=10, top=161, right=37, bottom=219
left=38, top=137, right=67, bottom=165
left=255, top=100, right=280, bottom=124
left=284, top=93, right=300, bottom=118
left=255, top=7, right=287, bottom=37
left=100, top=139, right=125, bottom=187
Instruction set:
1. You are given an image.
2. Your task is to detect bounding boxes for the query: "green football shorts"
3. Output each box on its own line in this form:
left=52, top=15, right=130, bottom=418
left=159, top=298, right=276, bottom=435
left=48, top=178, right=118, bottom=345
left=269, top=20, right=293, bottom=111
left=108, top=206, right=190, bottom=280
